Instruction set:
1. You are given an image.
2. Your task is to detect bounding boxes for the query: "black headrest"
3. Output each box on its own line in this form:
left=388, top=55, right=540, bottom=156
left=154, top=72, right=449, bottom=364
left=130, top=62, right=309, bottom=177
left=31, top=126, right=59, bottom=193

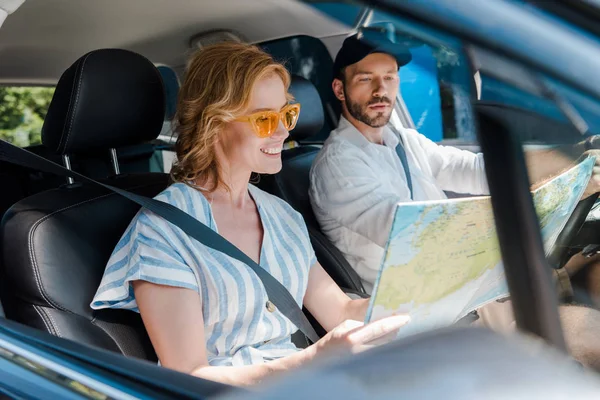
left=42, top=49, right=166, bottom=155
left=289, top=75, right=324, bottom=142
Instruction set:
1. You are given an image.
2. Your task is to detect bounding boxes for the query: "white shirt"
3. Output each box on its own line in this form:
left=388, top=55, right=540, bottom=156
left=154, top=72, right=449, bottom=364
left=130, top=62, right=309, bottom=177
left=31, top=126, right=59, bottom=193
left=309, top=116, right=489, bottom=293
left=92, top=183, right=316, bottom=366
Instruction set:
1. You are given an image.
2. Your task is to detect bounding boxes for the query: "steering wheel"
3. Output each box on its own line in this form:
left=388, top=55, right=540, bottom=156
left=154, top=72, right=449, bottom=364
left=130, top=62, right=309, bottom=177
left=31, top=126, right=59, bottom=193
left=548, top=136, right=600, bottom=268
left=547, top=193, right=600, bottom=269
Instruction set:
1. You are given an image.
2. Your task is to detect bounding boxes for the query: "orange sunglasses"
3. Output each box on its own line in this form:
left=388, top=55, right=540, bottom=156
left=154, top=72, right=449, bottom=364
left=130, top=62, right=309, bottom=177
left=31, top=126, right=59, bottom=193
left=236, top=103, right=301, bottom=138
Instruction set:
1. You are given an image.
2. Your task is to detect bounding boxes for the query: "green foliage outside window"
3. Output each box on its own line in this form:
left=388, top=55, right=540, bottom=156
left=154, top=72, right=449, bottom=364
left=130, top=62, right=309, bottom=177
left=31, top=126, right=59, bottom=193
left=0, top=86, right=55, bottom=147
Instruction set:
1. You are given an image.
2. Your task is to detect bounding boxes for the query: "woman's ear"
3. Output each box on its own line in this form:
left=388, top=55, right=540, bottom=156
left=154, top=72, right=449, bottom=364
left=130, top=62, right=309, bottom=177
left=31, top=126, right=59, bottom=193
left=332, top=78, right=345, bottom=102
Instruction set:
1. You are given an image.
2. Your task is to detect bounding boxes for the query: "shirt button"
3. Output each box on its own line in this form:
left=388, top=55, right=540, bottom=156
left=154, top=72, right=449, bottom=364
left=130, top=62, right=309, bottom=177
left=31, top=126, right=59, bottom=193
left=265, top=300, right=276, bottom=313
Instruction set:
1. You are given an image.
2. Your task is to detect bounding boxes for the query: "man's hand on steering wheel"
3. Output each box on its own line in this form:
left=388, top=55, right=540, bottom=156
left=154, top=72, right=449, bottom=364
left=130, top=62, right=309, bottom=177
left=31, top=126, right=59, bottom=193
left=548, top=137, right=600, bottom=271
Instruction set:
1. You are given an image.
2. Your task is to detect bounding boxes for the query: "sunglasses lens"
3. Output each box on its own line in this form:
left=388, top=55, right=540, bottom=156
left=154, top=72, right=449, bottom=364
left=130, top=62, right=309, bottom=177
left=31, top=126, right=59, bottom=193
left=284, top=106, right=300, bottom=130
left=254, top=113, right=278, bottom=138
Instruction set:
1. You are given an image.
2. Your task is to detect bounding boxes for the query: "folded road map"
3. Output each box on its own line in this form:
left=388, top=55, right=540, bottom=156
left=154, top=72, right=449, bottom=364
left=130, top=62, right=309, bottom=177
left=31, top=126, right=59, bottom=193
left=366, top=156, right=596, bottom=338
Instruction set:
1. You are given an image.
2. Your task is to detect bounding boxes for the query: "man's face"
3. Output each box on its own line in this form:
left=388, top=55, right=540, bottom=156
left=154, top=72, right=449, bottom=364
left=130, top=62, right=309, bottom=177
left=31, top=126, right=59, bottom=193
left=334, top=53, right=399, bottom=128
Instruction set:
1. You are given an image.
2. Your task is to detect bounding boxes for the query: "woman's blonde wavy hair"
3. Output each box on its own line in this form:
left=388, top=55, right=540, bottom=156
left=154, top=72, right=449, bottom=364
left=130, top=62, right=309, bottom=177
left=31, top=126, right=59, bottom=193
left=170, top=41, right=292, bottom=192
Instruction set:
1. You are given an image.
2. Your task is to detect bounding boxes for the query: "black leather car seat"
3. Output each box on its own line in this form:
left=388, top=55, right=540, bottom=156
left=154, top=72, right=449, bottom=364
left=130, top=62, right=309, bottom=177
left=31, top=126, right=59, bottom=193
left=0, top=142, right=164, bottom=225
left=0, top=49, right=169, bottom=361
left=257, top=76, right=365, bottom=293
left=0, top=68, right=169, bottom=223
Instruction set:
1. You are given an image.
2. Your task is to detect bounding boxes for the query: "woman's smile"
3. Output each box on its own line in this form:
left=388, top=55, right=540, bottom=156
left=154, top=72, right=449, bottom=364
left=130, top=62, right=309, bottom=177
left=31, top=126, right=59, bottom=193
left=260, top=144, right=283, bottom=156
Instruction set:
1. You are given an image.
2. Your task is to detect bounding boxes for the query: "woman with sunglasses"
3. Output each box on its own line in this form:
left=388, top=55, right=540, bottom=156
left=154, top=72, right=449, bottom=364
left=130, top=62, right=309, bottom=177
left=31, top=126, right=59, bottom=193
left=91, top=42, right=408, bottom=386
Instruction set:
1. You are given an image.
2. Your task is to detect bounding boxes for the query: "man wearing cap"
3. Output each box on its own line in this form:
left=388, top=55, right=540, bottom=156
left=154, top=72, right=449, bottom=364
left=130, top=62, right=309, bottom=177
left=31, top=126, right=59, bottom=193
left=306, top=33, right=600, bottom=371
left=309, top=34, right=600, bottom=295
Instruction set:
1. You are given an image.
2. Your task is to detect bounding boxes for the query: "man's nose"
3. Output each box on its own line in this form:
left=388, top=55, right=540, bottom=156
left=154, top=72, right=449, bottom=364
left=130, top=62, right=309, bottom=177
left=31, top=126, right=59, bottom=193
left=372, top=78, right=387, bottom=98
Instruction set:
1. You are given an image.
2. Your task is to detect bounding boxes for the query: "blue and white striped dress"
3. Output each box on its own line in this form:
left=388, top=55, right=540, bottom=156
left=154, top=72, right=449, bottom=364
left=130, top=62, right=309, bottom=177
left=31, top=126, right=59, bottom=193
left=91, top=182, right=316, bottom=366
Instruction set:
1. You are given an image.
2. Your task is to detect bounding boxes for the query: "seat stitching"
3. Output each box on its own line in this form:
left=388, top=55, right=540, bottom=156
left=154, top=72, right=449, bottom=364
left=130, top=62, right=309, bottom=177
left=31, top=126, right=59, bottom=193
left=45, top=310, right=63, bottom=338
left=37, top=305, right=63, bottom=338
left=57, top=58, right=83, bottom=152
left=60, top=52, right=94, bottom=153
left=32, top=305, right=53, bottom=333
left=28, top=192, right=115, bottom=312
left=27, top=181, right=163, bottom=313
left=32, top=305, right=57, bottom=336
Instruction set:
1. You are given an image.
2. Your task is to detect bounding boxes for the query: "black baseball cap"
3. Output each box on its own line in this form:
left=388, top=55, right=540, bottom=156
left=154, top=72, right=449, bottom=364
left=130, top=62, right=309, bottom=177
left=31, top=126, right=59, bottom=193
left=333, top=33, right=412, bottom=79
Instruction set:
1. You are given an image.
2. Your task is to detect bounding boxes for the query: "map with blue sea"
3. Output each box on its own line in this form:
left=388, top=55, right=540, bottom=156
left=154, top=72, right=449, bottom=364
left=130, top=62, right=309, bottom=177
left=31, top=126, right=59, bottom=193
left=366, top=156, right=596, bottom=338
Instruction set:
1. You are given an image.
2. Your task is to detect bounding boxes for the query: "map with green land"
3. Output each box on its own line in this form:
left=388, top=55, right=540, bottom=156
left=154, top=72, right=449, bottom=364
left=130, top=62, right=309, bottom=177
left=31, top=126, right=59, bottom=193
left=366, top=156, right=596, bottom=338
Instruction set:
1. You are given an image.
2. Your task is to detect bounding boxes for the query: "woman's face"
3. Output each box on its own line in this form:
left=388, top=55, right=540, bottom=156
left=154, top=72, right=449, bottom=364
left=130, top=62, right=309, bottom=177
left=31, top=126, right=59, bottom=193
left=219, top=74, right=290, bottom=176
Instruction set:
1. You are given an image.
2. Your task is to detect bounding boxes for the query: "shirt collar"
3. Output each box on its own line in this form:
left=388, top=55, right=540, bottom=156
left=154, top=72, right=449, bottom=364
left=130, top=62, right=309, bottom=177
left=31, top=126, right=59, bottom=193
left=336, top=116, right=399, bottom=149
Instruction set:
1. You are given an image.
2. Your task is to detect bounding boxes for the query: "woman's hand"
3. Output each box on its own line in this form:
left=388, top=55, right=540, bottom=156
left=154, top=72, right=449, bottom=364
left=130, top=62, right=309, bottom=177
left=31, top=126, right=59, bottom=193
left=310, top=314, right=410, bottom=359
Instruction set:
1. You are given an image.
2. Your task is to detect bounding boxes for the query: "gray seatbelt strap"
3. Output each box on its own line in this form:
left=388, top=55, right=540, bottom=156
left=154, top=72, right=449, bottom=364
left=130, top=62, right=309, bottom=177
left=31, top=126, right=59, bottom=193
left=0, top=139, right=319, bottom=343
left=390, top=125, right=413, bottom=200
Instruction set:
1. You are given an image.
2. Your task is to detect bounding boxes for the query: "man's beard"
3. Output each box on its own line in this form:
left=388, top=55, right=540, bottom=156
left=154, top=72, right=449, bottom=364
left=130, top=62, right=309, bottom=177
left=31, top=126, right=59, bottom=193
left=345, top=93, right=394, bottom=128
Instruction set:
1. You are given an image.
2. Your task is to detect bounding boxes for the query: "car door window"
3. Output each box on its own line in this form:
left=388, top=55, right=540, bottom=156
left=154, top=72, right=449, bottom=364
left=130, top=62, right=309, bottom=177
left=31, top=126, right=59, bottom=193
left=0, top=86, right=55, bottom=147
